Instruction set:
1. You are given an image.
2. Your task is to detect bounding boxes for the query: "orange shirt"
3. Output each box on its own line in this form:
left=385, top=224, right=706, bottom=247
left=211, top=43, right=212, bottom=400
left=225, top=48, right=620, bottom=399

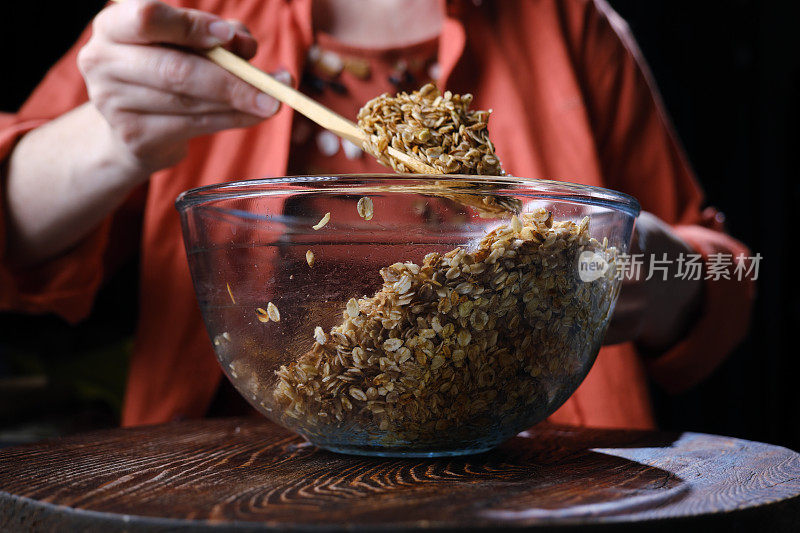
left=0, top=0, right=754, bottom=429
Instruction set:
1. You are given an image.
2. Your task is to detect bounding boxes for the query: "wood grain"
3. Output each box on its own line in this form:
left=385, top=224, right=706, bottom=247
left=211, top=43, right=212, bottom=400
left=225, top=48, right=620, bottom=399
left=0, top=418, right=798, bottom=531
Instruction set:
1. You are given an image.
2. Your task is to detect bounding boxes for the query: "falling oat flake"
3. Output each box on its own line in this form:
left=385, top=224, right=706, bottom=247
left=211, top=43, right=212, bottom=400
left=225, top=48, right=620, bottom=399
left=313, top=212, right=331, bottom=230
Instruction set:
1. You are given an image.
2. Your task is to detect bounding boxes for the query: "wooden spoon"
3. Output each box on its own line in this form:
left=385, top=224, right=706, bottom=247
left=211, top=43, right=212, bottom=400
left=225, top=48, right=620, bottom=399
left=206, top=48, right=522, bottom=214
left=203, top=48, right=437, bottom=174
left=204, top=48, right=522, bottom=214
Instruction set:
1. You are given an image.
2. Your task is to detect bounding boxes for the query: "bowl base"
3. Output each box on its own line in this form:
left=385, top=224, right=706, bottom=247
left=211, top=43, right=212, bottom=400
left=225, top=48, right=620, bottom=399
left=313, top=442, right=497, bottom=458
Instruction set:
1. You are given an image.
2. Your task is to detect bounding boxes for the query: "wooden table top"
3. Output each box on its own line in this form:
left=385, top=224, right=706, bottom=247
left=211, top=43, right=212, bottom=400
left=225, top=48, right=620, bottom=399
left=0, top=418, right=798, bottom=531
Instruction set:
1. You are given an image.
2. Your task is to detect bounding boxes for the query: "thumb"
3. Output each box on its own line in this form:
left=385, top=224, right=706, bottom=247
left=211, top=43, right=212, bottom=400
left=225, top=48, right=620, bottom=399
left=252, top=69, right=293, bottom=117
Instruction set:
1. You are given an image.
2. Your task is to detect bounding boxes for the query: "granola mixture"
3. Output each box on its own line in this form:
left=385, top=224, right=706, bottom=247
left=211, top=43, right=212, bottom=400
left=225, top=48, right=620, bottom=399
left=273, top=209, right=619, bottom=445
left=358, top=83, right=503, bottom=176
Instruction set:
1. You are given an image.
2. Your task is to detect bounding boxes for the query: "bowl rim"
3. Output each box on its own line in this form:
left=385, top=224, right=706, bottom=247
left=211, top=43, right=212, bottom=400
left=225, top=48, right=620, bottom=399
left=175, top=174, right=641, bottom=216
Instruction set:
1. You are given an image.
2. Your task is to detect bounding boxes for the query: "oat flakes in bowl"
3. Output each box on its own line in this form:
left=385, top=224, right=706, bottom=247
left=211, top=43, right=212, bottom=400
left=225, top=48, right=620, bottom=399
left=177, top=175, right=639, bottom=457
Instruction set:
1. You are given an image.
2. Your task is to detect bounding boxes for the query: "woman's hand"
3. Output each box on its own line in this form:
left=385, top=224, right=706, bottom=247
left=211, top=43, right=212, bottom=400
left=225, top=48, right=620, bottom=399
left=6, top=0, right=288, bottom=266
left=77, top=0, right=284, bottom=174
left=603, top=211, right=703, bottom=352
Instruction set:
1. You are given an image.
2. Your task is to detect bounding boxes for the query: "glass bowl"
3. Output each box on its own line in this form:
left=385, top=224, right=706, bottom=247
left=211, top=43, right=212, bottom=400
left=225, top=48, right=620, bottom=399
left=176, top=175, right=639, bottom=457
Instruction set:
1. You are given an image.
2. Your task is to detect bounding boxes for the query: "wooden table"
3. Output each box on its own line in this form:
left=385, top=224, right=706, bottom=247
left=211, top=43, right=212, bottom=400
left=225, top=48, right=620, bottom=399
left=0, top=418, right=798, bottom=531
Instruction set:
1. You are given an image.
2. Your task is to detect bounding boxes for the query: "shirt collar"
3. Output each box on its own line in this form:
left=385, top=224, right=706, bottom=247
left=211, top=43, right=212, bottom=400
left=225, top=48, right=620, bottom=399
left=288, top=0, right=467, bottom=90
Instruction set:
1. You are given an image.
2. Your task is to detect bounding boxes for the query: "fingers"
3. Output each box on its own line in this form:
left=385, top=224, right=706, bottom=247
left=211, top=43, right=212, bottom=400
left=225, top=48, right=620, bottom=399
left=111, top=110, right=264, bottom=157
left=78, top=0, right=289, bottom=172
left=87, top=44, right=280, bottom=117
left=602, top=312, right=643, bottom=345
left=222, top=19, right=257, bottom=59
left=148, top=110, right=265, bottom=139
left=100, top=83, right=242, bottom=115
left=271, top=69, right=294, bottom=86
left=95, top=0, right=256, bottom=52
left=603, top=303, right=644, bottom=345
left=602, top=281, right=646, bottom=345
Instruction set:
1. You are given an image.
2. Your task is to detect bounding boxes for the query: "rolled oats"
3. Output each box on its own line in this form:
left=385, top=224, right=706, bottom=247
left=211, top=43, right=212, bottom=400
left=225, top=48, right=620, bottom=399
left=312, top=212, right=331, bottom=230
left=346, top=298, right=360, bottom=318
left=357, top=83, right=522, bottom=217
left=267, top=302, right=281, bottom=322
left=273, top=210, right=619, bottom=445
left=358, top=83, right=503, bottom=176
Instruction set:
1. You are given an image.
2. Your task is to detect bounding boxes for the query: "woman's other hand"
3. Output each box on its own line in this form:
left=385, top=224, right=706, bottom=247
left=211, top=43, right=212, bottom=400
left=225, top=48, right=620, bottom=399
left=603, top=211, right=703, bottom=353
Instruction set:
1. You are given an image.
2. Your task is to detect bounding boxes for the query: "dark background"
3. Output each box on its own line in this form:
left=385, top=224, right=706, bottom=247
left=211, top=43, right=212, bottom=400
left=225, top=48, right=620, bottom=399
left=1, top=1, right=798, bottom=449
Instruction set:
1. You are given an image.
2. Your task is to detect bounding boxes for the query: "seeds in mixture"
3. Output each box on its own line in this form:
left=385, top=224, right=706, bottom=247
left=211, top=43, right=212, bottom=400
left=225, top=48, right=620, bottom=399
left=357, top=197, right=374, bottom=221
left=456, top=328, right=472, bottom=347
left=358, top=83, right=503, bottom=176
left=306, top=250, right=315, bottom=268
left=255, top=307, right=270, bottom=323
left=349, top=387, right=368, bottom=401
left=273, top=209, right=619, bottom=445
left=313, top=212, right=331, bottom=230
left=357, top=83, right=521, bottom=216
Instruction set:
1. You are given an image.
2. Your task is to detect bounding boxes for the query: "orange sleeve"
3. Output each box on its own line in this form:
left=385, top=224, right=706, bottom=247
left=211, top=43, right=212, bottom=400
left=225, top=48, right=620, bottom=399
left=0, top=23, right=114, bottom=324
left=571, top=0, right=755, bottom=392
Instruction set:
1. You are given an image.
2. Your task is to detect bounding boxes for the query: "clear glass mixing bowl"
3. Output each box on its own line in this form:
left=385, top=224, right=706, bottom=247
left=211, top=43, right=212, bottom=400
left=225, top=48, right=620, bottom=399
left=176, top=175, right=639, bottom=457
